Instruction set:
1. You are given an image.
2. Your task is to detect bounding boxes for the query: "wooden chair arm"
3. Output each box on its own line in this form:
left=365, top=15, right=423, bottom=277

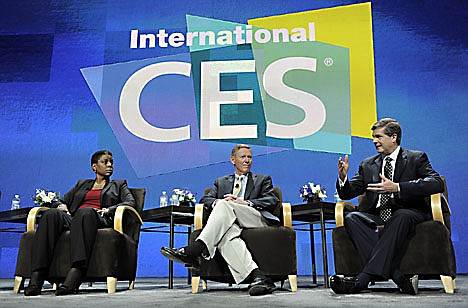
left=335, top=201, right=356, bottom=227
left=114, top=205, right=143, bottom=235
left=431, top=193, right=445, bottom=224
left=282, top=203, right=292, bottom=228
left=194, top=203, right=204, bottom=230
left=27, top=207, right=50, bottom=232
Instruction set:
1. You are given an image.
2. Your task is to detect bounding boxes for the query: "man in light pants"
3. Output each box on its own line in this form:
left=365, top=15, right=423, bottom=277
left=161, top=144, right=279, bottom=296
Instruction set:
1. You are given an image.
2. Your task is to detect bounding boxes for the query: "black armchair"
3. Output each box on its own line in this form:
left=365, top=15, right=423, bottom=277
left=190, top=187, right=297, bottom=293
left=13, top=188, right=145, bottom=294
left=332, top=178, right=456, bottom=293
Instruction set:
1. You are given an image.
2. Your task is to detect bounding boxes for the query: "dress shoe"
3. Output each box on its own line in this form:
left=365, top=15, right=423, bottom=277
left=160, top=246, right=200, bottom=268
left=248, top=276, right=276, bottom=296
left=24, top=285, right=42, bottom=296
left=330, top=275, right=365, bottom=294
left=396, top=275, right=418, bottom=295
left=55, top=284, right=79, bottom=296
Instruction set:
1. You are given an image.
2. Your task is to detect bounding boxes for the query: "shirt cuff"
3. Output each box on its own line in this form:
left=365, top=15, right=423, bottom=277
left=338, top=176, right=347, bottom=187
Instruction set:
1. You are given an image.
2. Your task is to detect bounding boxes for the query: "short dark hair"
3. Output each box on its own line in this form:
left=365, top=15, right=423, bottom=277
left=91, top=150, right=113, bottom=165
left=371, top=118, right=402, bottom=145
left=231, top=144, right=251, bottom=157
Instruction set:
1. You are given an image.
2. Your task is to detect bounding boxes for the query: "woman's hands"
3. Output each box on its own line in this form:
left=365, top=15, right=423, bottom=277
left=57, top=204, right=71, bottom=215
left=96, top=208, right=110, bottom=217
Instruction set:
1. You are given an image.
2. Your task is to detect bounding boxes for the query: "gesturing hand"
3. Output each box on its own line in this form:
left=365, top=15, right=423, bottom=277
left=338, top=155, right=349, bottom=181
left=367, top=174, right=398, bottom=194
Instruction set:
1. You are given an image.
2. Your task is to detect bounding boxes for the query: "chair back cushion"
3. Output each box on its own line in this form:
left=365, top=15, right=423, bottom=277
left=272, top=187, right=282, bottom=220
left=129, top=188, right=146, bottom=214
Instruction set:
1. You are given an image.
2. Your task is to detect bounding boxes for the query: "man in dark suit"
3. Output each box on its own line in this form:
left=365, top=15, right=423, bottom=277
left=330, top=118, right=444, bottom=295
left=161, top=144, right=279, bottom=296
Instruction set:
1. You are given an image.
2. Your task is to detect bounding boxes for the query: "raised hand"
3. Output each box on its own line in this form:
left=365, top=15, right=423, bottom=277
left=338, top=155, right=349, bottom=181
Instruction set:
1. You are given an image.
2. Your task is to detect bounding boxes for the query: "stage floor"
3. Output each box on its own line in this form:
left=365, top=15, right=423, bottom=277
left=1, top=275, right=466, bottom=308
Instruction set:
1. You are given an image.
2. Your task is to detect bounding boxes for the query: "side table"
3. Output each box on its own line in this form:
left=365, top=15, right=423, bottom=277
left=141, top=205, right=195, bottom=289
left=0, top=207, right=34, bottom=233
left=291, top=201, right=336, bottom=288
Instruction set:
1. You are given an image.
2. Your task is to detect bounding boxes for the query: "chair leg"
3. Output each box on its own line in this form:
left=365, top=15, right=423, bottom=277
left=288, top=274, right=297, bottom=292
left=191, top=276, right=200, bottom=293
left=13, top=276, right=23, bottom=294
left=440, top=275, right=455, bottom=294
left=129, top=280, right=135, bottom=290
left=107, top=277, right=117, bottom=294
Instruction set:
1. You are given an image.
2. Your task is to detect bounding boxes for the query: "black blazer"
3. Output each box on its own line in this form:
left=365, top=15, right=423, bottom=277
left=52, top=179, right=136, bottom=216
left=336, top=148, right=444, bottom=214
left=200, top=173, right=280, bottom=224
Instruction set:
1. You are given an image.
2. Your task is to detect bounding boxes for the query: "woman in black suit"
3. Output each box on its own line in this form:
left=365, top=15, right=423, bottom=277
left=24, top=150, right=136, bottom=296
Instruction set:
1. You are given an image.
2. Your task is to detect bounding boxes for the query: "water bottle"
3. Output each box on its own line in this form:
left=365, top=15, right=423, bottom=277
left=170, top=190, right=179, bottom=206
left=11, top=194, right=20, bottom=210
left=334, top=190, right=341, bottom=203
left=159, top=191, right=168, bottom=207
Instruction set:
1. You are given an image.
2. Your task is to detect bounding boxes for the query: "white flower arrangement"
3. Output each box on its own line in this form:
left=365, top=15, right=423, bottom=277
left=299, top=182, right=327, bottom=202
left=173, top=188, right=196, bottom=205
left=32, top=188, right=60, bottom=207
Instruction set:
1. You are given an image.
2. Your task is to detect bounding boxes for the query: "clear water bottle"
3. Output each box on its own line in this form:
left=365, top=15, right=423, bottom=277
left=11, top=194, right=20, bottom=210
left=170, top=190, right=179, bottom=206
left=334, top=190, right=341, bottom=203
left=159, top=191, right=168, bottom=207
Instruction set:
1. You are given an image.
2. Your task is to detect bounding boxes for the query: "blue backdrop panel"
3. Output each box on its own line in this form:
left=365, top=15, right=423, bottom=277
left=0, top=0, right=466, bottom=279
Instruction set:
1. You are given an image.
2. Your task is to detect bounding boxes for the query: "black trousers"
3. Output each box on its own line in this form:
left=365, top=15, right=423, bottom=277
left=344, top=208, right=428, bottom=280
left=31, top=207, right=112, bottom=271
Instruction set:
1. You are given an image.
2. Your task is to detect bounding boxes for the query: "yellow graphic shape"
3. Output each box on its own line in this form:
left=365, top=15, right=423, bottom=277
left=249, top=2, right=376, bottom=138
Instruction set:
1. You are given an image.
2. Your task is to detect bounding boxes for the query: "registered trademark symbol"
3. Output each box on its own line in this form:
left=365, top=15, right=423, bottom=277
left=324, top=57, right=334, bottom=66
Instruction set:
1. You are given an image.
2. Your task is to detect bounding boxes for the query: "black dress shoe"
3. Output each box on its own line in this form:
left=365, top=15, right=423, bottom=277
left=248, top=277, right=276, bottom=296
left=55, top=285, right=79, bottom=296
left=396, top=275, right=418, bottom=295
left=160, top=246, right=200, bottom=268
left=330, top=275, right=364, bottom=294
left=24, top=285, right=42, bottom=296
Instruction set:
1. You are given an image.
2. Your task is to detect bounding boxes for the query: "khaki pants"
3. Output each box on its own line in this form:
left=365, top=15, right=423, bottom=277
left=196, top=200, right=268, bottom=283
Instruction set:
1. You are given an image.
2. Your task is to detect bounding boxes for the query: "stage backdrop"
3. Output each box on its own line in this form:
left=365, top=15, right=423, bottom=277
left=0, top=0, right=466, bottom=278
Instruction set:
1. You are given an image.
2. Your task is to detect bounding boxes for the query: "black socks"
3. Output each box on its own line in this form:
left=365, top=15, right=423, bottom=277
left=184, top=240, right=207, bottom=257
left=250, top=268, right=266, bottom=280
left=29, top=269, right=46, bottom=288
left=62, top=267, right=83, bottom=290
left=356, top=272, right=372, bottom=289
